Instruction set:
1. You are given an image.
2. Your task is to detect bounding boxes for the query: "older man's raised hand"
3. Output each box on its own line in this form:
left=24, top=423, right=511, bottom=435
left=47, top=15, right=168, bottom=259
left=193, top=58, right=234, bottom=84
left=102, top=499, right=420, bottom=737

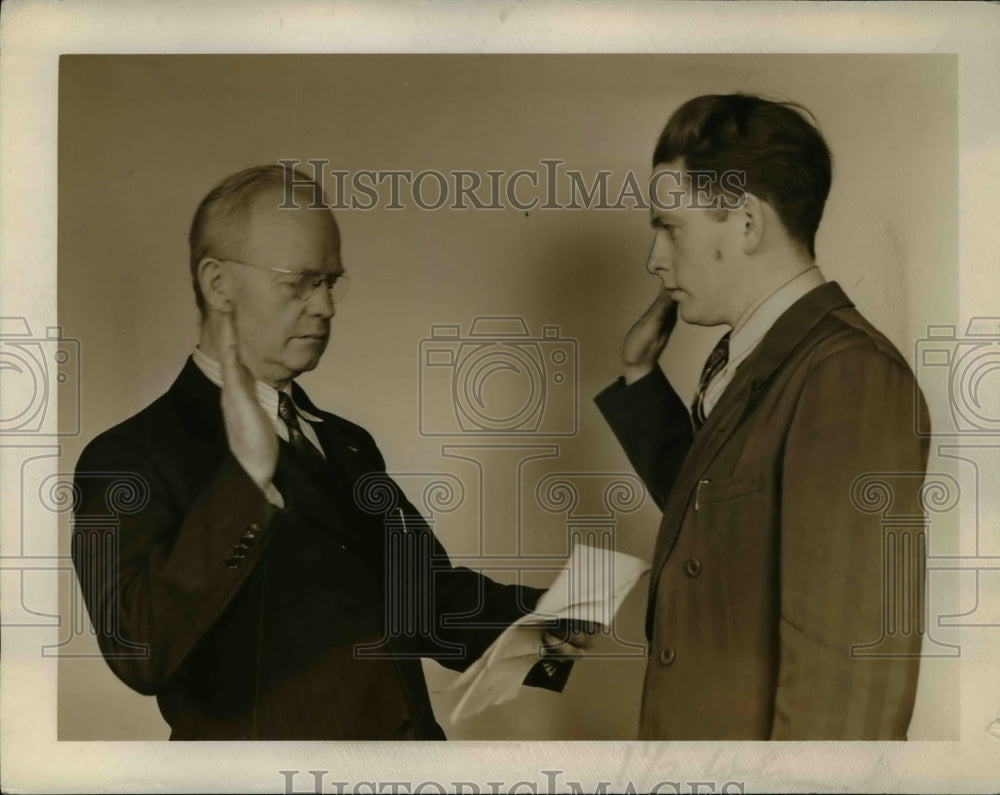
left=219, top=310, right=279, bottom=490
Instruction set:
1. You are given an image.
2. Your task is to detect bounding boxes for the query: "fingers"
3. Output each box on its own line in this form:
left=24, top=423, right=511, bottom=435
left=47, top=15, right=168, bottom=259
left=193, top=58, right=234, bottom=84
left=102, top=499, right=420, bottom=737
left=540, top=632, right=578, bottom=660
left=642, top=290, right=678, bottom=341
left=650, top=285, right=674, bottom=311
left=541, top=622, right=600, bottom=656
left=540, top=634, right=588, bottom=660
left=219, top=310, right=253, bottom=391
left=219, top=308, right=238, bottom=357
left=646, top=288, right=677, bottom=324
left=219, top=310, right=237, bottom=371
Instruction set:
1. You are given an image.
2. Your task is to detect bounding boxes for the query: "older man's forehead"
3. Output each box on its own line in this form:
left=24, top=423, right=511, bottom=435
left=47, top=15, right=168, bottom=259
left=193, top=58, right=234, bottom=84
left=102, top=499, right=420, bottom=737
left=247, top=188, right=339, bottom=230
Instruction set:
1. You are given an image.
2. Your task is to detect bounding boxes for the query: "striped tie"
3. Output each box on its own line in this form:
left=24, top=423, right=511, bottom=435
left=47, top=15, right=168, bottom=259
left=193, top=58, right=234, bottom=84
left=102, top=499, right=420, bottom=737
left=690, top=331, right=731, bottom=431
left=277, top=392, right=325, bottom=466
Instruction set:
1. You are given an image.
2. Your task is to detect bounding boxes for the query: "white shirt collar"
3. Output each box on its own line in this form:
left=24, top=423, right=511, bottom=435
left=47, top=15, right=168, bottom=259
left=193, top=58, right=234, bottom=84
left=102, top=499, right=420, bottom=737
left=727, top=267, right=827, bottom=367
left=700, top=267, right=826, bottom=419
left=191, top=346, right=324, bottom=424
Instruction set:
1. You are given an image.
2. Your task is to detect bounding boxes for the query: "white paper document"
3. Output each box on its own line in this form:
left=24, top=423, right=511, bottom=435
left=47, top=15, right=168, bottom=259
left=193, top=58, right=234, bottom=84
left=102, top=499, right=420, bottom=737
left=445, top=543, right=650, bottom=723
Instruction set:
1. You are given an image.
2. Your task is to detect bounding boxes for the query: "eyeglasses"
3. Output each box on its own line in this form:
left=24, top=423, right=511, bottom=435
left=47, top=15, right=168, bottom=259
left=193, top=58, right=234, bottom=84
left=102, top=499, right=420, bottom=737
left=219, top=258, right=351, bottom=303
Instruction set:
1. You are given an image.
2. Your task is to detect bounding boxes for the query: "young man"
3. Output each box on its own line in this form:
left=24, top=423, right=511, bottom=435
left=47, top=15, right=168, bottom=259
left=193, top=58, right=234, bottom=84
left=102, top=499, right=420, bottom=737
left=596, top=94, right=929, bottom=739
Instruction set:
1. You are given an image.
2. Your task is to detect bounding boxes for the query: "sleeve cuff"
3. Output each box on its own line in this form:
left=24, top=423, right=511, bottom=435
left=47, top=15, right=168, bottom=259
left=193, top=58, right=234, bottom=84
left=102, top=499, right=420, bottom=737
left=523, top=656, right=574, bottom=692
left=594, top=364, right=672, bottom=411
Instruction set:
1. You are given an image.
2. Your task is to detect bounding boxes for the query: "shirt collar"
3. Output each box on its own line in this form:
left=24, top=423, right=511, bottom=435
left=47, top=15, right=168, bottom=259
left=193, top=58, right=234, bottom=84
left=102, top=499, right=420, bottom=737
left=191, top=346, right=324, bottom=424
left=727, top=267, right=827, bottom=365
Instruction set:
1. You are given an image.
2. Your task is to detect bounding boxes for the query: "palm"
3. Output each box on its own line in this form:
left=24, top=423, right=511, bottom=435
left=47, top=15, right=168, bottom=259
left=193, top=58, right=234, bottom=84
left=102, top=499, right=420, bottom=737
left=219, top=312, right=279, bottom=488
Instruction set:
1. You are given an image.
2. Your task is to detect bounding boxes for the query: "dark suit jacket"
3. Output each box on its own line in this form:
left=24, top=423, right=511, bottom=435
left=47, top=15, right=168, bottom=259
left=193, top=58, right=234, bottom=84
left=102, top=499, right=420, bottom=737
left=595, top=282, right=929, bottom=740
left=72, top=358, right=568, bottom=740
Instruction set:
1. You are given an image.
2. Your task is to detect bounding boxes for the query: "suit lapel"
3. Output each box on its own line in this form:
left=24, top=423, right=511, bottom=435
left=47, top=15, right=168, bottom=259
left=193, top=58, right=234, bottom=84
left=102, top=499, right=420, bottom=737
left=309, top=414, right=372, bottom=492
left=169, top=357, right=229, bottom=450
left=648, top=367, right=757, bottom=583
left=648, top=282, right=855, bottom=590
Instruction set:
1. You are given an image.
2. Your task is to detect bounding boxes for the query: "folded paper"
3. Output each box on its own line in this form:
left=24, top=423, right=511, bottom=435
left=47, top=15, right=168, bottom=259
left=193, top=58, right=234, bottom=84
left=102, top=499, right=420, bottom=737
left=446, top=542, right=650, bottom=723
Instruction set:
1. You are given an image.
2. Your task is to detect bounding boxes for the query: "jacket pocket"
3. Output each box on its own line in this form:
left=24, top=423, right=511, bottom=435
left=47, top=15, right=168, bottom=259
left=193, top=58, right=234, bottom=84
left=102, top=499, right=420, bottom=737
left=694, top=475, right=766, bottom=507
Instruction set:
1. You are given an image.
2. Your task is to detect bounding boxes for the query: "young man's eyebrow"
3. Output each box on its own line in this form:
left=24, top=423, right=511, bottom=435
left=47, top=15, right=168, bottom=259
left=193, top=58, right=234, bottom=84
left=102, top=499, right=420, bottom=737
left=649, top=212, right=680, bottom=227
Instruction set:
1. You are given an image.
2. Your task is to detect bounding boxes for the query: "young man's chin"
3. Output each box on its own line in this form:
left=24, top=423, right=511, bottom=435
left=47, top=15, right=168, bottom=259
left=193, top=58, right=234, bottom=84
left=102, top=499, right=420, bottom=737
left=676, top=302, right=700, bottom=325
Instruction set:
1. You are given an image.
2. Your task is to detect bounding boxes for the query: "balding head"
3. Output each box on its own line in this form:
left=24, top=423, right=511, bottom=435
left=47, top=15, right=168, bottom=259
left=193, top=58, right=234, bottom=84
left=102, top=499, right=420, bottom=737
left=190, top=165, right=345, bottom=386
left=188, top=164, right=332, bottom=317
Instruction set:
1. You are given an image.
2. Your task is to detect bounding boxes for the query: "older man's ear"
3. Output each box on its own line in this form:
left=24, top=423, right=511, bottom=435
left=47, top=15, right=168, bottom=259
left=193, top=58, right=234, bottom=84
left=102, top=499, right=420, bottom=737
left=197, top=256, right=234, bottom=313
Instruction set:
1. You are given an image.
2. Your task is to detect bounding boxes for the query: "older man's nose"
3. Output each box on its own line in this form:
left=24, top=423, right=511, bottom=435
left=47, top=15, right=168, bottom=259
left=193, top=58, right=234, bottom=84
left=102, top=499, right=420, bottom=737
left=308, top=286, right=336, bottom=318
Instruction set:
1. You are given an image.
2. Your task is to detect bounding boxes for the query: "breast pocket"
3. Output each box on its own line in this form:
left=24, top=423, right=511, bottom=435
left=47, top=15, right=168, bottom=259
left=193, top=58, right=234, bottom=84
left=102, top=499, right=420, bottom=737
left=694, top=474, right=766, bottom=509
left=693, top=474, right=775, bottom=547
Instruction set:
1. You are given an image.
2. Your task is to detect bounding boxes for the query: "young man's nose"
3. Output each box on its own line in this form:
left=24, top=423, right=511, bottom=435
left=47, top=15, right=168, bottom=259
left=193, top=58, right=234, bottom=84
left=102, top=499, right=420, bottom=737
left=646, top=234, right=674, bottom=275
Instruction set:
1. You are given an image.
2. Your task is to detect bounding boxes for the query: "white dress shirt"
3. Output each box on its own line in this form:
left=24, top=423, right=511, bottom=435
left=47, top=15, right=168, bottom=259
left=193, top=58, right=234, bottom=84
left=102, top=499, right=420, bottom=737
left=192, top=346, right=327, bottom=506
left=701, top=267, right=826, bottom=417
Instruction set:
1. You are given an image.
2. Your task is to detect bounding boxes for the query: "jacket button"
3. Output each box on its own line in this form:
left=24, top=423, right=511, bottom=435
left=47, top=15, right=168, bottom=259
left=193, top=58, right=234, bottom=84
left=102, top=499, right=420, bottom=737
left=658, top=646, right=676, bottom=666
left=397, top=719, right=414, bottom=734
left=684, top=557, right=702, bottom=577
left=225, top=556, right=240, bottom=569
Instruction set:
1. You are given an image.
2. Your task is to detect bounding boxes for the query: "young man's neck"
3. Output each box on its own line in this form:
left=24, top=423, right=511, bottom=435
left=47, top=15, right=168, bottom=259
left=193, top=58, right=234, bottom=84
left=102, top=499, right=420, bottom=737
left=729, top=254, right=818, bottom=334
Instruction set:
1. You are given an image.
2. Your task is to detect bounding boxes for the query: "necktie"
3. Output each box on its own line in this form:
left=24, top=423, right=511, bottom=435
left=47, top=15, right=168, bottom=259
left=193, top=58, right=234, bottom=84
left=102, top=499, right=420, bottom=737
left=691, top=331, right=731, bottom=431
left=277, top=391, right=325, bottom=466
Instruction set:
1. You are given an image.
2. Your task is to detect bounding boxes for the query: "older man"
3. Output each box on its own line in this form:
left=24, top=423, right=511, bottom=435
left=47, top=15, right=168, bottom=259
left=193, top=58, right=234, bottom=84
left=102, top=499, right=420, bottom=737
left=596, top=94, right=930, bottom=739
left=72, top=164, right=575, bottom=740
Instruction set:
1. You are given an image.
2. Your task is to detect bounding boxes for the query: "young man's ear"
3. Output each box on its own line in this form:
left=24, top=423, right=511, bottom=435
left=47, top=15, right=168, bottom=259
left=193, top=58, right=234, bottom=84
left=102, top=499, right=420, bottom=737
left=739, top=193, right=766, bottom=255
left=197, top=257, right=234, bottom=312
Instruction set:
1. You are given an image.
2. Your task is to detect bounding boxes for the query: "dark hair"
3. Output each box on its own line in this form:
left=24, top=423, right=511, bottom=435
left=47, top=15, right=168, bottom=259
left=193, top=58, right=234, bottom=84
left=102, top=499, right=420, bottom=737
left=652, top=93, right=832, bottom=259
left=188, top=164, right=327, bottom=316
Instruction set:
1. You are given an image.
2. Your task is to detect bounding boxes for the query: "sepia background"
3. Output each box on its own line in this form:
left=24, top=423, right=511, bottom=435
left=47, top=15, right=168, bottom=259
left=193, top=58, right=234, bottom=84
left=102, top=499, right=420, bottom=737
left=55, top=54, right=958, bottom=740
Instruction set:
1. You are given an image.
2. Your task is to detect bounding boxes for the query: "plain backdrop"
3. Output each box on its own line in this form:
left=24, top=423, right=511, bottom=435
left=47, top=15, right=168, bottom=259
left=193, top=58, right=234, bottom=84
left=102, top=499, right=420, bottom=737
left=56, top=54, right=958, bottom=740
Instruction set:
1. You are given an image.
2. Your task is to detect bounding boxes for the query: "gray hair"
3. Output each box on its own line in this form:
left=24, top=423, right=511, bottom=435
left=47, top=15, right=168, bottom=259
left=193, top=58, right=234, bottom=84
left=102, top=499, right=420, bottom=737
left=187, top=164, right=328, bottom=316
